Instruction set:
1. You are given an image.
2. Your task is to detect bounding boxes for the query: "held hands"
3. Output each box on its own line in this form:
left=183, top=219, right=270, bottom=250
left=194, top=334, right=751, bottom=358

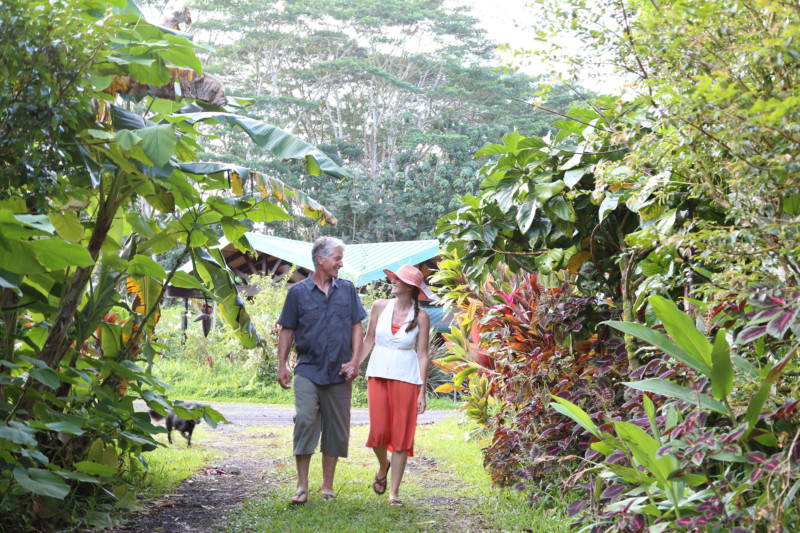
left=340, top=360, right=359, bottom=381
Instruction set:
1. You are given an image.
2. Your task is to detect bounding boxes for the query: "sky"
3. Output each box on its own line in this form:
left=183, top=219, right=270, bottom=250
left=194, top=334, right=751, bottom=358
left=445, top=0, right=626, bottom=92
left=446, top=0, right=539, bottom=52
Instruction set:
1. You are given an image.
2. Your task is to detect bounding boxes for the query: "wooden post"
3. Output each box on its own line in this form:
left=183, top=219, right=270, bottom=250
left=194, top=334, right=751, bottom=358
left=181, top=297, right=188, bottom=346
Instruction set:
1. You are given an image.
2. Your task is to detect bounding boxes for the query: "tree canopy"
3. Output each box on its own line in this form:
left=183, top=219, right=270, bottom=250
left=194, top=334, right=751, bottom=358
left=178, top=0, right=590, bottom=242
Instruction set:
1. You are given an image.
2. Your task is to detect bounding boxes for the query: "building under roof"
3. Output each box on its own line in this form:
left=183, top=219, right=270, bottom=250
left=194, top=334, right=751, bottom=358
left=167, top=233, right=452, bottom=332
left=172, top=233, right=438, bottom=290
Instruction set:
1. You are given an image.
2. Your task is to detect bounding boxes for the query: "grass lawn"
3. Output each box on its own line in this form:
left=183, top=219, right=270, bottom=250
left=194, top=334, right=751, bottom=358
left=213, top=417, right=567, bottom=532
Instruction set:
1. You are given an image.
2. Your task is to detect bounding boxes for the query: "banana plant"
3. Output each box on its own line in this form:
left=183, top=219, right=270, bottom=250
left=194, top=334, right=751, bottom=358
left=0, top=0, right=351, bottom=514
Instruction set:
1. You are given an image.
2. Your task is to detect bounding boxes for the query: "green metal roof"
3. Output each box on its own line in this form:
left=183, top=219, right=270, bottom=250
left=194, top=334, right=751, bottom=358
left=241, top=233, right=440, bottom=287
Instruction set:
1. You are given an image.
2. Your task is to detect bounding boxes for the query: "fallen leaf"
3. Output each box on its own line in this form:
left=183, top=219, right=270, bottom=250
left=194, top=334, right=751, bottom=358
left=155, top=501, right=178, bottom=507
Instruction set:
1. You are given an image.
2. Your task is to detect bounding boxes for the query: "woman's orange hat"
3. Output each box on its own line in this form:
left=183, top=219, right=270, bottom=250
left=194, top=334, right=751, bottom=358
left=383, top=264, right=437, bottom=301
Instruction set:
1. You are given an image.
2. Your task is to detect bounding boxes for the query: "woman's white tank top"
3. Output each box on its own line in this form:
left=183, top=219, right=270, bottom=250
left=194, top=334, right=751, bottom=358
left=365, top=299, right=422, bottom=385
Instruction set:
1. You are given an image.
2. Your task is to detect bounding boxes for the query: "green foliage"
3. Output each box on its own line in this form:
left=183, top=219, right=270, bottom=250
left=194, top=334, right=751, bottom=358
left=0, top=0, right=348, bottom=528
left=532, top=0, right=800, bottom=294
left=430, top=2, right=800, bottom=530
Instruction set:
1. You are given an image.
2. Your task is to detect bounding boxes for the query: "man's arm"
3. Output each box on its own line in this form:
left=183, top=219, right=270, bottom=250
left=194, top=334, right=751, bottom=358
left=340, top=320, right=364, bottom=381
left=277, top=326, right=295, bottom=389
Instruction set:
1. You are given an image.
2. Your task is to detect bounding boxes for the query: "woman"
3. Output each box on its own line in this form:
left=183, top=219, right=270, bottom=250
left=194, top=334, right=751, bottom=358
left=357, top=264, right=431, bottom=506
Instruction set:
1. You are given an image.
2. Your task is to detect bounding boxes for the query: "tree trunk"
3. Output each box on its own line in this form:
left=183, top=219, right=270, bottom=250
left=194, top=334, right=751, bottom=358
left=618, top=223, right=641, bottom=370
left=20, top=186, right=118, bottom=416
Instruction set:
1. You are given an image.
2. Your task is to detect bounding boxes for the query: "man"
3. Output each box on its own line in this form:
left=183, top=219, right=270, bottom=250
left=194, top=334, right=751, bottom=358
left=276, top=236, right=367, bottom=505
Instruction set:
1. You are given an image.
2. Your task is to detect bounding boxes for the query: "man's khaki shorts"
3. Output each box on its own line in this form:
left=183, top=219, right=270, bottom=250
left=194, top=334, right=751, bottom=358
left=293, top=374, right=352, bottom=457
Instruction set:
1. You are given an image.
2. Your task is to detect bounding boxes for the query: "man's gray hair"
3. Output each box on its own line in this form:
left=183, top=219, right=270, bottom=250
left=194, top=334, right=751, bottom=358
left=311, top=236, right=346, bottom=268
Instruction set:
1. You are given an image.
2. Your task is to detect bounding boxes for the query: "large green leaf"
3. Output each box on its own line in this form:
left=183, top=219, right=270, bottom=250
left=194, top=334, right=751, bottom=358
left=128, top=255, right=167, bottom=280
left=0, top=422, right=37, bottom=446
left=14, top=467, right=70, bottom=499
left=138, top=125, right=176, bottom=167
left=603, top=320, right=711, bottom=376
left=100, top=322, right=123, bottom=359
left=650, top=295, right=712, bottom=369
left=25, top=238, right=95, bottom=270
left=75, top=461, right=116, bottom=476
left=474, top=143, right=507, bottom=158
left=551, top=395, right=600, bottom=438
left=564, top=166, right=590, bottom=188
left=30, top=367, right=60, bottom=389
left=614, top=422, right=675, bottom=490
left=623, top=379, right=727, bottom=415
left=175, top=112, right=348, bottom=179
left=710, top=330, right=733, bottom=401
left=515, top=196, right=539, bottom=233
left=534, top=180, right=566, bottom=204
left=502, top=130, right=523, bottom=152
left=543, top=195, right=576, bottom=222
left=49, top=212, right=84, bottom=243
left=191, top=247, right=259, bottom=349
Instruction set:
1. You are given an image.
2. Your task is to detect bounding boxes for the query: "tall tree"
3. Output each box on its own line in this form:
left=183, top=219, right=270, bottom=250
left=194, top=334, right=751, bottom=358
left=187, top=0, right=588, bottom=241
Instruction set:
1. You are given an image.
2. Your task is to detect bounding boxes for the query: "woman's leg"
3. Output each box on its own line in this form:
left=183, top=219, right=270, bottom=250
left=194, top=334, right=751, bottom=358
left=367, top=378, right=391, bottom=493
left=389, top=449, right=408, bottom=501
left=386, top=381, right=419, bottom=502
left=373, top=445, right=390, bottom=479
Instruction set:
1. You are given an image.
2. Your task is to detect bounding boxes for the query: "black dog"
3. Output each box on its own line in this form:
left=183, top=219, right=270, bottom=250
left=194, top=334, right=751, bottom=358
left=148, top=410, right=201, bottom=447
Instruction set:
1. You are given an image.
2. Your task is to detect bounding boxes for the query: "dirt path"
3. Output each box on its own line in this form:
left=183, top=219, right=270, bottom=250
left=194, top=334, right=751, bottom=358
left=112, top=404, right=458, bottom=532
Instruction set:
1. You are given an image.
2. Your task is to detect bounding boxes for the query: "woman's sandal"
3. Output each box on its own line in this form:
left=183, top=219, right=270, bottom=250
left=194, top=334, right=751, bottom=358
left=389, top=498, right=404, bottom=506
left=290, top=490, right=308, bottom=505
left=372, top=462, right=390, bottom=495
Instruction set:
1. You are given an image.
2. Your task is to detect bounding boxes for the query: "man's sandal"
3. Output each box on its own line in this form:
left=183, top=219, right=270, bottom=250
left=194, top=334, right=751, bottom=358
left=372, top=462, right=390, bottom=495
left=290, top=490, right=307, bottom=505
left=321, top=491, right=336, bottom=501
left=389, top=498, right=404, bottom=506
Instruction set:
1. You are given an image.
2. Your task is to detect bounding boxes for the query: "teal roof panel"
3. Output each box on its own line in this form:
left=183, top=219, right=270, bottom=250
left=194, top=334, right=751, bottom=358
left=180, top=233, right=441, bottom=288
left=243, top=233, right=440, bottom=287
left=243, top=234, right=315, bottom=272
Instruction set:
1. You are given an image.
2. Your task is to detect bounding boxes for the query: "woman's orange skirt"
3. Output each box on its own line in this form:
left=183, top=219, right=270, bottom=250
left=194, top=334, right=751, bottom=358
left=366, top=377, right=419, bottom=456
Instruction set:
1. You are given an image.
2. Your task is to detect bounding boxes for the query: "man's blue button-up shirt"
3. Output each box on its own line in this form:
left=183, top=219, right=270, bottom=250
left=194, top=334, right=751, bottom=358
left=277, top=276, right=367, bottom=385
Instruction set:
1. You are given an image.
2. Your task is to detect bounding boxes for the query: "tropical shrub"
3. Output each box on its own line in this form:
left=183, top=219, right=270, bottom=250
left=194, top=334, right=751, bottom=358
left=433, top=258, right=633, bottom=495
left=553, top=295, right=800, bottom=531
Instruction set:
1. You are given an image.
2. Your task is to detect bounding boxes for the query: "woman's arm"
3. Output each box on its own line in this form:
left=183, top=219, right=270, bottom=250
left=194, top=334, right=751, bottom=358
left=356, top=299, right=387, bottom=365
left=416, top=309, right=430, bottom=414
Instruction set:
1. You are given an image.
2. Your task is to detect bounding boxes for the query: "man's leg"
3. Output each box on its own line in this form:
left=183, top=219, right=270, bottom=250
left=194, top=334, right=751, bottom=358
left=293, top=453, right=312, bottom=502
left=320, top=453, right=338, bottom=495
left=292, top=375, right=321, bottom=503
left=318, top=380, right=352, bottom=497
